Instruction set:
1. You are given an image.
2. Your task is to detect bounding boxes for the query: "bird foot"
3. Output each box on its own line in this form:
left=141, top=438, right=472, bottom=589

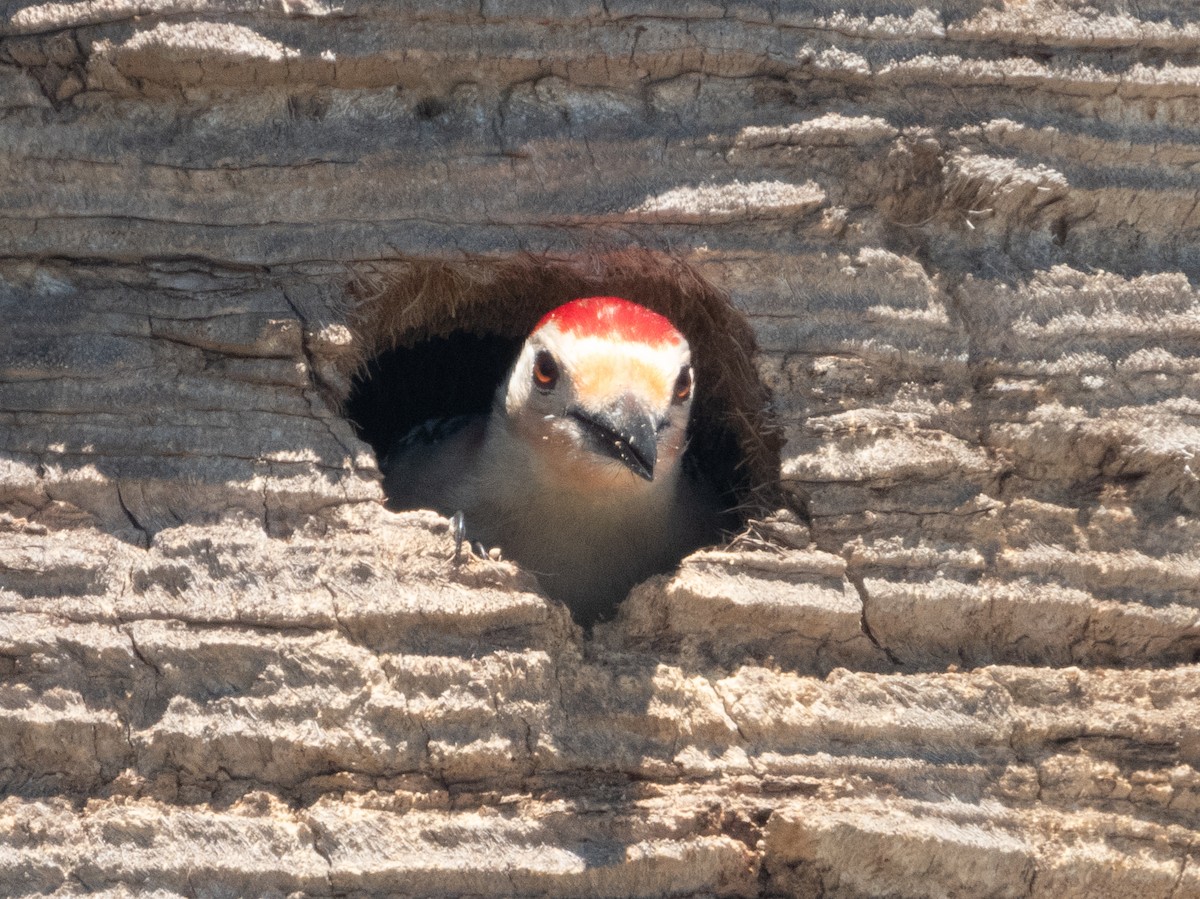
left=449, top=511, right=493, bottom=562
left=450, top=511, right=467, bottom=560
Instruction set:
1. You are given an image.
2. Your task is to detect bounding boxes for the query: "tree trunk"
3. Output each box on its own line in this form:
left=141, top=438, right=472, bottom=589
left=2, top=2, right=1199, bottom=896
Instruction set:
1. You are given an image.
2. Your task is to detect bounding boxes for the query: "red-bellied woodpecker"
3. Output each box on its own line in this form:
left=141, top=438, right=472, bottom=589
left=382, top=296, right=722, bottom=625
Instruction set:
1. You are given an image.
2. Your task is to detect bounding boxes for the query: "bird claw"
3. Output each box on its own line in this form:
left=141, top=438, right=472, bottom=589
left=450, top=511, right=492, bottom=562
left=450, top=510, right=467, bottom=561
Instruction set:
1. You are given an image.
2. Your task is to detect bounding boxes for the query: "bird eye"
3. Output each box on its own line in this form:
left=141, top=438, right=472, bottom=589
left=533, top=350, right=560, bottom=391
left=672, top=366, right=693, bottom=404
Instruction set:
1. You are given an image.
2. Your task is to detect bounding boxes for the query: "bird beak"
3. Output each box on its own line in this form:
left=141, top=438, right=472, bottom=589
left=568, top=396, right=658, bottom=481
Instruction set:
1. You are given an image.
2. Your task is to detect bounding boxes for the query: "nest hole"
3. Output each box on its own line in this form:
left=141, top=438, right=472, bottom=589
left=344, top=251, right=786, bottom=599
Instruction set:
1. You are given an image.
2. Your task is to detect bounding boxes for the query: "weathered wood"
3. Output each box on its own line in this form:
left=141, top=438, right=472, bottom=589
left=3, top=1, right=1200, bottom=895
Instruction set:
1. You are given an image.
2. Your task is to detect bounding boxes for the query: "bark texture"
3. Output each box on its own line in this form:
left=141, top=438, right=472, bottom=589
left=3, top=1, right=1200, bottom=896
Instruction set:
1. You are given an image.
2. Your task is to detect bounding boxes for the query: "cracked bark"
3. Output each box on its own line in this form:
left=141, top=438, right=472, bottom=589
left=845, top=569, right=902, bottom=668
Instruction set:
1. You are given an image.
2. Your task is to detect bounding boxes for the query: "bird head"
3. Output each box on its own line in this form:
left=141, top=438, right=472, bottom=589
left=501, top=296, right=695, bottom=493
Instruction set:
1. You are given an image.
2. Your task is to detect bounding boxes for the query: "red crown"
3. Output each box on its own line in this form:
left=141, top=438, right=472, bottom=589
left=533, top=296, right=682, bottom=346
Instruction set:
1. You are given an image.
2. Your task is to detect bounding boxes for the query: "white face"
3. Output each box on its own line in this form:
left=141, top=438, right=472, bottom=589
left=502, top=321, right=695, bottom=492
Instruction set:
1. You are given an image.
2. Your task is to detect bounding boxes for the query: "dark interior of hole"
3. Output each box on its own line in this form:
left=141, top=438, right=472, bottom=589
left=346, top=331, right=748, bottom=534
left=346, top=332, right=523, bottom=464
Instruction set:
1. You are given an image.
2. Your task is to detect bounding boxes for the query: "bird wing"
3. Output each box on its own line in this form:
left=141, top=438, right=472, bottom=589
left=380, top=414, right=487, bottom=515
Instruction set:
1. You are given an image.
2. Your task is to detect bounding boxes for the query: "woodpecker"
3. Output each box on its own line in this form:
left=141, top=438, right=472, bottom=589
left=382, top=296, right=722, bottom=625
